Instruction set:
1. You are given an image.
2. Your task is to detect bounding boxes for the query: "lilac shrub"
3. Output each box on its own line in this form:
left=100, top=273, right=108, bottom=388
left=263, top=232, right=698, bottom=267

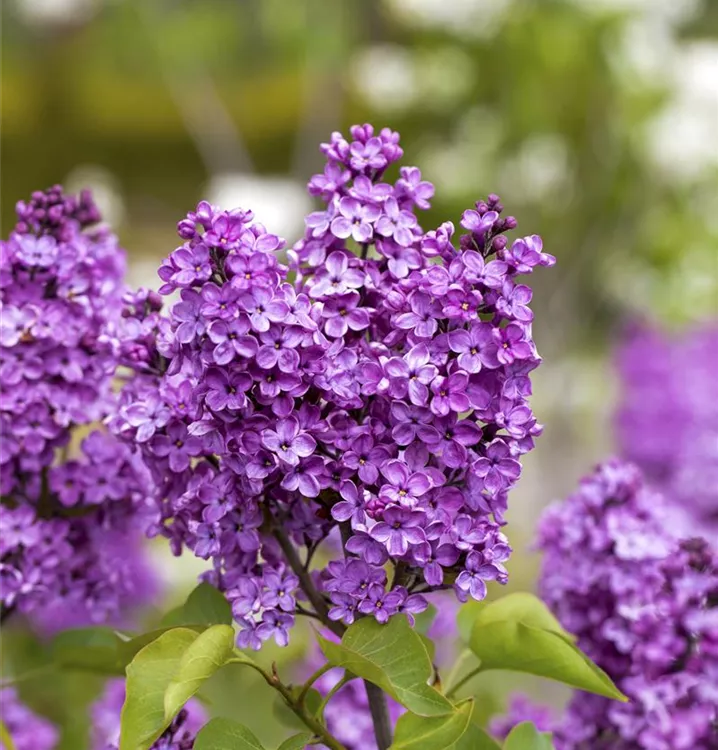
left=113, top=124, right=554, bottom=651
left=0, top=187, right=156, bottom=629
left=91, top=679, right=205, bottom=750
left=0, top=687, right=58, bottom=750
left=616, top=323, right=718, bottom=531
left=497, top=460, right=718, bottom=749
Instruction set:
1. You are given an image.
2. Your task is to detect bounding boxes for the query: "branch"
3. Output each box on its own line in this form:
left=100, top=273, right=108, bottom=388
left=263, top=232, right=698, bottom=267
left=272, top=524, right=344, bottom=639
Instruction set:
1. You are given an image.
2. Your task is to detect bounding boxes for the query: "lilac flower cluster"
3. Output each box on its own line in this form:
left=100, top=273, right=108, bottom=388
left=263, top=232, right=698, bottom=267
left=91, top=679, right=205, bottom=750
left=113, top=124, right=553, bottom=649
left=0, top=187, right=156, bottom=628
left=0, top=687, right=58, bottom=750
left=616, top=322, right=718, bottom=532
left=521, top=460, right=718, bottom=749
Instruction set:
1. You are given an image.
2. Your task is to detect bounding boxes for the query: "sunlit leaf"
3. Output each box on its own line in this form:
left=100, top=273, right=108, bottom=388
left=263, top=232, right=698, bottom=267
left=163, top=625, right=236, bottom=720
left=316, top=616, right=453, bottom=717
left=467, top=594, right=626, bottom=701
left=120, top=628, right=200, bottom=750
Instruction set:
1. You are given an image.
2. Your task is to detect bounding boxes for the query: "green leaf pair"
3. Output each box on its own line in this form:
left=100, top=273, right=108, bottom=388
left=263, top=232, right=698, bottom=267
left=120, top=624, right=238, bottom=750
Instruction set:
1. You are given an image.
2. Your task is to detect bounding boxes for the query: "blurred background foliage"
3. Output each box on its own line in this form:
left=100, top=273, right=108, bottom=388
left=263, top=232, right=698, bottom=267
left=1, top=0, right=717, bottom=747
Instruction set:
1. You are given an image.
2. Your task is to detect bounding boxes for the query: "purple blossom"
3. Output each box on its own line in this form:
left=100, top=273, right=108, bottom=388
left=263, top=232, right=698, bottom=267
left=358, top=583, right=405, bottom=623
left=370, top=506, right=426, bottom=556
left=379, top=460, right=432, bottom=507
left=171, top=244, right=212, bottom=286
left=430, top=372, right=471, bottom=416
left=309, top=251, right=365, bottom=298
left=330, top=196, right=381, bottom=243
left=375, top=197, right=418, bottom=247
left=108, top=125, right=552, bottom=648
left=394, top=292, right=440, bottom=338
left=262, top=416, right=317, bottom=466
left=150, top=421, right=202, bottom=472
left=385, top=344, right=438, bottom=406
left=473, top=439, right=521, bottom=494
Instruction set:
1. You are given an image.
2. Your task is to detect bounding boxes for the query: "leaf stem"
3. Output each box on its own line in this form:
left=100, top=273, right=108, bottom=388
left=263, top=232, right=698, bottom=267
left=272, top=525, right=344, bottom=638
left=297, top=662, right=333, bottom=707
left=229, top=657, right=346, bottom=750
left=445, top=665, right=483, bottom=699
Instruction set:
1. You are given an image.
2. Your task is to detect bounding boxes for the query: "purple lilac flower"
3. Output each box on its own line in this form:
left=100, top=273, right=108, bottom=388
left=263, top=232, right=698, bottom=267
left=0, top=687, right=58, bottom=750
left=615, top=322, right=718, bottom=536
left=112, top=124, right=552, bottom=647
left=91, top=678, right=206, bottom=750
left=0, top=188, right=157, bottom=631
left=515, top=459, right=718, bottom=750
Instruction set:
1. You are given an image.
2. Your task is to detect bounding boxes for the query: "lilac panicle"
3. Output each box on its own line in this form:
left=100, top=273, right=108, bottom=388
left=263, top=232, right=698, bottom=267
left=113, top=124, right=553, bottom=649
left=0, top=687, right=58, bottom=750
left=615, top=322, right=718, bottom=533
left=91, top=678, right=205, bottom=750
left=0, top=186, right=157, bottom=629
left=496, top=459, right=718, bottom=750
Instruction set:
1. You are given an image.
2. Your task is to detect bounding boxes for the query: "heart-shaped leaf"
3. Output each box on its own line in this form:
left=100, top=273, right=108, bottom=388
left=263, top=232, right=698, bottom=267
left=316, top=616, right=453, bottom=717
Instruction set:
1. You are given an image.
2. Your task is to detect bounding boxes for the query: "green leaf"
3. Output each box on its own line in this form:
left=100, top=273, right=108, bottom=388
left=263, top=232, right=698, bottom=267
left=472, top=594, right=573, bottom=641
left=120, top=628, right=200, bottom=750
left=117, top=625, right=205, bottom=667
left=277, top=734, right=314, bottom=750
left=390, top=699, right=474, bottom=749
left=457, top=601, right=483, bottom=642
left=51, top=627, right=125, bottom=675
left=164, top=625, right=236, bottom=722
left=120, top=626, right=237, bottom=750
left=160, top=583, right=232, bottom=628
left=0, top=719, right=17, bottom=750
left=503, top=722, right=555, bottom=750
left=194, top=718, right=266, bottom=749
left=316, top=615, right=453, bottom=717
left=456, top=722, right=502, bottom=750
left=159, top=606, right=188, bottom=628
left=467, top=594, right=626, bottom=701
left=391, top=700, right=501, bottom=750
left=182, top=583, right=233, bottom=626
